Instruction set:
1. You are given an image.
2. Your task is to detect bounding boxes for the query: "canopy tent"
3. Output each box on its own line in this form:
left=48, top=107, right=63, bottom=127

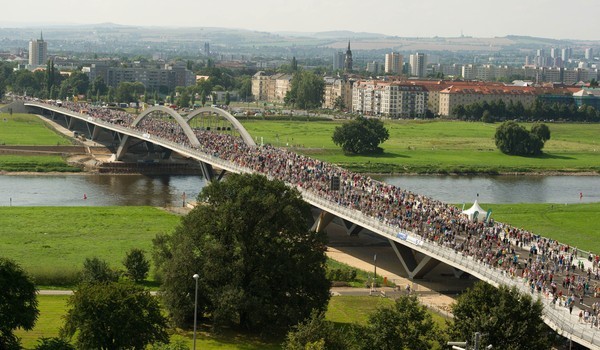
left=462, top=200, right=487, bottom=222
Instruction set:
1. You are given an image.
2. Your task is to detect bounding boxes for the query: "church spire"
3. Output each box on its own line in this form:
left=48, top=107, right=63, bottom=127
left=344, top=40, right=353, bottom=72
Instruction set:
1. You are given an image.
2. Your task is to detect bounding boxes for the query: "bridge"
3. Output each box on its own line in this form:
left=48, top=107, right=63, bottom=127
left=18, top=100, right=600, bottom=349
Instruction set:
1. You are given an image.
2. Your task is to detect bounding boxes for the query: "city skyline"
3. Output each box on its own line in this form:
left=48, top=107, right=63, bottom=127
left=4, top=0, right=600, bottom=41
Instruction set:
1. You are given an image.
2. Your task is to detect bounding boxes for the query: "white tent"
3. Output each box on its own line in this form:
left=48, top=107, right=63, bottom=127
left=462, top=200, right=487, bottom=222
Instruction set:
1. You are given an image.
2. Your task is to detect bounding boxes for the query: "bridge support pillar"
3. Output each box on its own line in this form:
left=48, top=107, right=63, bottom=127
left=67, top=116, right=75, bottom=129
left=342, top=219, right=364, bottom=236
left=199, top=161, right=214, bottom=182
left=115, top=135, right=131, bottom=160
left=389, top=239, right=440, bottom=279
left=91, top=124, right=101, bottom=140
left=311, top=210, right=335, bottom=233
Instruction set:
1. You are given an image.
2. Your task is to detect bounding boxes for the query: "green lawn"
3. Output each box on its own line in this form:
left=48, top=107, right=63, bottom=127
left=16, top=295, right=439, bottom=350
left=0, top=207, right=181, bottom=286
left=241, top=119, right=600, bottom=174
left=0, top=113, right=72, bottom=146
left=0, top=155, right=81, bottom=172
left=488, top=202, right=600, bottom=254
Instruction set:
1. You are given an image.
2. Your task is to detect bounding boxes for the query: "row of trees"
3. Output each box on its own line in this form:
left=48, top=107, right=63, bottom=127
left=452, top=99, right=600, bottom=122
left=284, top=282, right=553, bottom=350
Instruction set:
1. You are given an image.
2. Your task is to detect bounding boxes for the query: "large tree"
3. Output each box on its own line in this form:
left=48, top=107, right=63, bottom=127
left=61, top=281, right=169, bottom=350
left=364, top=295, right=440, bottom=350
left=449, top=281, right=552, bottom=350
left=0, top=257, right=39, bottom=350
left=154, top=173, right=330, bottom=334
left=494, top=121, right=548, bottom=156
left=332, top=116, right=390, bottom=154
left=285, top=70, right=325, bottom=109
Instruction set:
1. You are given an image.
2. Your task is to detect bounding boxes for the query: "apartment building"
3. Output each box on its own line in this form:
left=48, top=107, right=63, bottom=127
left=88, top=62, right=195, bottom=91
left=353, top=81, right=428, bottom=118
left=384, top=52, right=403, bottom=74
left=323, top=77, right=355, bottom=110
left=251, top=72, right=293, bottom=103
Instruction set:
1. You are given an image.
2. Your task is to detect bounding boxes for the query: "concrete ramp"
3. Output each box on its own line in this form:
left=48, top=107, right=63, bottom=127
left=0, top=100, right=28, bottom=114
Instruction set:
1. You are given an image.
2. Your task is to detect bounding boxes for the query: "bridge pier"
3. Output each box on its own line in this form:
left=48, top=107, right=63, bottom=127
left=91, top=124, right=101, bottom=140
left=342, top=219, right=364, bottom=236
left=311, top=210, right=335, bottom=233
left=67, top=115, right=75, bottom=129
left=389, top=239, right=440, bottom=279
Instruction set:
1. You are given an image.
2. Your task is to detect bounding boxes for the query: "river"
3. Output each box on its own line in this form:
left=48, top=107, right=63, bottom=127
left=1, top=174, right=599, bottom=207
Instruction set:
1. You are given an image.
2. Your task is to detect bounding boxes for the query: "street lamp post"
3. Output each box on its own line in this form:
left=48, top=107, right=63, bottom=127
left=373, top=254, right=377, bottom=291
left=192, top=273, right=200, bottom=350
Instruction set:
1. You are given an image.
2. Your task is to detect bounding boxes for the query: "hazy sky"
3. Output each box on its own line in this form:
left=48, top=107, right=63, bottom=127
left=5, top=0, right=600, bottom=40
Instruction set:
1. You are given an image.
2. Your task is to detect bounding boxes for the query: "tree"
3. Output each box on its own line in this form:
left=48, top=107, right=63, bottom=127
left=285, top=70, right=325, bottom=109
left=123, top=248, right=150, bottom=282
left=332, top=116, right=390, bottom=154
left=449, top=281, right=551, bottom=350
left=61, top=281, right=169, bottom=350
left=0, top=258, right=39, bottom=350
left=531, top=123, right=551, bottom=142
left=81, top=257, right=119, bottom=284
left=494, top=121, right=546, bottom=156
left=200, top=90, right=207, bottom=107
left=155, top=173, right=330, bottom=334
left=225, top=92, right=231, bottom=106
left=283, top=311, right=353, bottom=350
left=363, top=295, right=440, bottom=350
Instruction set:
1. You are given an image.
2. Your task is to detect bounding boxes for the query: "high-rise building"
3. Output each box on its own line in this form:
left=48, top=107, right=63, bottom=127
left=384, top=52, right=403, bottom=74
left=409, top=53, right=427, bottom=77
left=585, top=48, right=594, bottom=60
left=204, top=42, right=210, bottom=56
left=333, top=51, right=344, bottom=71
left=366, top=61, right=379, bottom=73
left=561, top=47, right=572, bottom=61
left=344, top=41, right=353, bottom=72
left=28, top=31, right=47, bottom=67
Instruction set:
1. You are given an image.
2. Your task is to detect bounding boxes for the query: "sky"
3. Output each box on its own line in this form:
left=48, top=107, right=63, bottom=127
left=4, top=0, right=600, bottom=40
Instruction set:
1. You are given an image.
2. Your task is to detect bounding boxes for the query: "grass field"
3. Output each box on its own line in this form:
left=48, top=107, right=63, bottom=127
left=241, top=119, right=600, bottom=174
left=0, top=155, right=81, bottom=172
left=0, top=207, right=181, bottom=286
left=0, top=112, right=77, bottom=172
left=0, top=113, right=72, bottom=146
left=15, top=295, right=441, bottom=350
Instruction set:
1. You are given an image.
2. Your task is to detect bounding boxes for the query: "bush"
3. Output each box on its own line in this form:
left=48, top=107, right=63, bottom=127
left=34, top=337, right=75, bottom=350
left=123, top=248, right=150, bottom=282
left=80, top=257, right=119, bottom=284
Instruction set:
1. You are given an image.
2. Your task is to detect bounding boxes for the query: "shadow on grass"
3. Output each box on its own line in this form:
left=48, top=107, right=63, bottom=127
left=344, top=152, right=411, bottom=159
left=536, top=153, right=576, bottom=160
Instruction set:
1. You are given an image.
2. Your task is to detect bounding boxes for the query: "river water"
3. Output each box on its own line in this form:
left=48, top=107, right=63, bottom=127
left=1, top=174, right=598, bottom=206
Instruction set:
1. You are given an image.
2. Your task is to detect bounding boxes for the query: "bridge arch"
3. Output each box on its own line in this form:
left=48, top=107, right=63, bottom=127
left=132, top=106, right=201, bottom=147
left=185, top=107, right=256, bottom=147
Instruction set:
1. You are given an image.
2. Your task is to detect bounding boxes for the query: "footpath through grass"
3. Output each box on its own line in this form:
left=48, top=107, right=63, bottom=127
left=241, top=119, right=600, bottom=174
left=0, top=206, right=180, bottom=286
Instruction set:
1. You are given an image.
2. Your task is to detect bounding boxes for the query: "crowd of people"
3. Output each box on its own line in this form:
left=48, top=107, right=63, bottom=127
left=25, top=98, right=600, bottom=329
